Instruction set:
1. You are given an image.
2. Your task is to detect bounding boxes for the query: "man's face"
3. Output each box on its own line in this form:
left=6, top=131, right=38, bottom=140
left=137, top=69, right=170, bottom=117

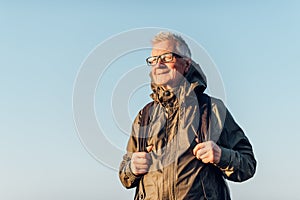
left=150, top=41, right=189, bottom=88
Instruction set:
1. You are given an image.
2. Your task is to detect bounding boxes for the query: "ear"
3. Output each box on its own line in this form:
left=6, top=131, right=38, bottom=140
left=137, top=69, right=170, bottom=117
left=184, top=59, right=191, bottom=73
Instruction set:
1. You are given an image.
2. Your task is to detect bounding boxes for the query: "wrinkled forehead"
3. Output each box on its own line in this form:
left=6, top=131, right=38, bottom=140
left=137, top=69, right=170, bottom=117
left=151, top=40, right=177, bottom=56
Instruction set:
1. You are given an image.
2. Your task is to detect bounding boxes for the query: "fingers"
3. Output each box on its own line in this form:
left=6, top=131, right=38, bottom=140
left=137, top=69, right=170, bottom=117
left=194, top=144, right=209, bottom=161
left=131, top=151, right=152, bottom=175
left=196, top=150, right=213, bottom=163
left=192, top=142, right=205, bottom=155
left=132, top=152, right=151, bottom=164
left=193, top=141, right=221, bottom=164
left=146, top=145, right=153, bottom=153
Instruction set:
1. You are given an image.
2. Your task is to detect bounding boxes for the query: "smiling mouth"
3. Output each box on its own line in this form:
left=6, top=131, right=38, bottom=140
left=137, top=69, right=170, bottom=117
left=156, top=70, right=169, bottom=75
left=157, top=73, right=168, bottom=75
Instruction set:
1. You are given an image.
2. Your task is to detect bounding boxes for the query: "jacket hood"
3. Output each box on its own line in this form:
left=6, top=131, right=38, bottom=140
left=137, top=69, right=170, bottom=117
left=185, top=60, right=207, bottom=93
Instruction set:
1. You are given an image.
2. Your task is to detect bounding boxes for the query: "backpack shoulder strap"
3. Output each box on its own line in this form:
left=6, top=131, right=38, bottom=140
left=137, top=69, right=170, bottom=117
left=195, top=90, right=212, bottom=143
left=138, top=101, right=154, bottom=152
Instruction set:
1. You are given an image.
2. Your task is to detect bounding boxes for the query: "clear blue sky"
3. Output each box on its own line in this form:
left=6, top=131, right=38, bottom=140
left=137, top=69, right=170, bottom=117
left=1, top=1, right=300, bottom=199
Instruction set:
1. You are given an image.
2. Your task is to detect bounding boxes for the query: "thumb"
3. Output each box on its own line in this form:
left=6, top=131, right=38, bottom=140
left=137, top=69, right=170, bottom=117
left=146, top=145, right=153, bottom=153
left=195, top=138, right=200, bottom=143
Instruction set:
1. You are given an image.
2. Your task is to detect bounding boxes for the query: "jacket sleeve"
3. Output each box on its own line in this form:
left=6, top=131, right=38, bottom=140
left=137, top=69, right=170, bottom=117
left=214, top=104, right=257, bottom=182
left=119, top=113, right=142, bottom=189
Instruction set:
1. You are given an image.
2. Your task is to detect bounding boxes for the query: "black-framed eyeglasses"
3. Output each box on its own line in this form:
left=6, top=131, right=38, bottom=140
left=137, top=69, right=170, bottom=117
left=146, top=52, right=183, bottom=66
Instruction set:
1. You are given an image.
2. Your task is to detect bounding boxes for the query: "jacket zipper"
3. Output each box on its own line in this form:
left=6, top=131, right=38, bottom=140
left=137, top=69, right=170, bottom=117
left=166, top=106, right=171, bottom=200
left=166, top=105, right=176, bottom=200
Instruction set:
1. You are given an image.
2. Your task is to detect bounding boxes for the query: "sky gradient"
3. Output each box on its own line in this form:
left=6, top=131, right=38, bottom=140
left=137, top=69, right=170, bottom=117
left=1, top=1, right=300, bottom=199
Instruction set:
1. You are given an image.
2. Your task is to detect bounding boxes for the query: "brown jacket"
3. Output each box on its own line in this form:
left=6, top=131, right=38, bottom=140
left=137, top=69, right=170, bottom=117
left=119, top=62, right=256, bottom=200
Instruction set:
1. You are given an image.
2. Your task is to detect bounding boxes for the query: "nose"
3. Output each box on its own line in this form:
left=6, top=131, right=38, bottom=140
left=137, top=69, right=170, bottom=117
left=154, top=57, right=166, bottom=68
left=156, top=58, right=162, bottom=66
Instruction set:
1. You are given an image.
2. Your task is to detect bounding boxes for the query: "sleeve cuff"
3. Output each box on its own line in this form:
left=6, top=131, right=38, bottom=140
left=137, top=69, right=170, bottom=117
left=124, top=161, right=141, bottom=183
left=217, top=146, right=232, bottom=169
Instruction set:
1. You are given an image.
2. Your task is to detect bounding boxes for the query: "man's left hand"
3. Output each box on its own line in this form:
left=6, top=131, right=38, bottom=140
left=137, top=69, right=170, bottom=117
left=193, top=140, right=222, bottom=164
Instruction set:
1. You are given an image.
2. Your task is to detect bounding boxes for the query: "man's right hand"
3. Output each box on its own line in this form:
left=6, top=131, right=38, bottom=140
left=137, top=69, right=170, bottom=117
left=130, top=145, right=153, bottom=175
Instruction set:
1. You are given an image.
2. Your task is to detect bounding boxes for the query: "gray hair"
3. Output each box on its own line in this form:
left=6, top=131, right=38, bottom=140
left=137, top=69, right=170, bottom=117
left=151, top=31, right=191, bottom=58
